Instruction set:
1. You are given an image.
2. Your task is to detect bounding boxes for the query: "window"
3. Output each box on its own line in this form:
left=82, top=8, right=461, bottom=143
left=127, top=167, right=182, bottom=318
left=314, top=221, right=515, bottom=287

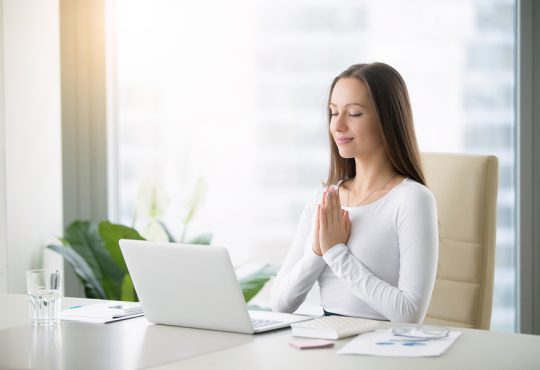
left=107, top=0, right=516, bottom=331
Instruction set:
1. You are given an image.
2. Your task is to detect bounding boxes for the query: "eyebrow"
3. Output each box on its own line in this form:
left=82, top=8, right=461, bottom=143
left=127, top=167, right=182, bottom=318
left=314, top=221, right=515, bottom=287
left=329, top=103, right=367, bottom=108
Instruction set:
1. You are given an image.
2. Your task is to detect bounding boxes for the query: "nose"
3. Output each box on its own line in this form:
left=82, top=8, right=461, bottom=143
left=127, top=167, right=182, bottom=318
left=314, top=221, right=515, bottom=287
left=333, top=112, right=347, bottom=132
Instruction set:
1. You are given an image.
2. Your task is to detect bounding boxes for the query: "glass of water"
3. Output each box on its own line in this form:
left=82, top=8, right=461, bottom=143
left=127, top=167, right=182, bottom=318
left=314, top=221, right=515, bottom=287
left=26, top=269, right=62, bottom=326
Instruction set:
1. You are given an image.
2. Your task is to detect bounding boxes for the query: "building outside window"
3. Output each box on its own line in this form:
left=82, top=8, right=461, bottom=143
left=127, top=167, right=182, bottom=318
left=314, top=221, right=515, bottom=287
left=107, top=0, right=516, bottom=331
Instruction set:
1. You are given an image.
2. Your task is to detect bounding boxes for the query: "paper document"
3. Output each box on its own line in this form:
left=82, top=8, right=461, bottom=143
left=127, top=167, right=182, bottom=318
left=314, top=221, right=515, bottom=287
left=338, top=329, right=462, bottom=357
left=61, top=302, right=144, bottom=324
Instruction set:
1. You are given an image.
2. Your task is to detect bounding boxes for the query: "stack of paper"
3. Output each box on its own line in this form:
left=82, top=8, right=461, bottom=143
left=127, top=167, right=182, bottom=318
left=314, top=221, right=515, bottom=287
left=61, top=302, right=144, bottom=324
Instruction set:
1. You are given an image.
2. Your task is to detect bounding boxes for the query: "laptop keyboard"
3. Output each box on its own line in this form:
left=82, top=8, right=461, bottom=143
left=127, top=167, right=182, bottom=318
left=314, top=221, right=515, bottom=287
left=251, top=319, right=282, bottom=329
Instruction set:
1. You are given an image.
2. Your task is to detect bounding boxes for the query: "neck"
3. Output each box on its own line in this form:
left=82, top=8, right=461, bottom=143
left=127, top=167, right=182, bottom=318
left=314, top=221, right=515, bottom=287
left=350, top=152, right=395, bottom=193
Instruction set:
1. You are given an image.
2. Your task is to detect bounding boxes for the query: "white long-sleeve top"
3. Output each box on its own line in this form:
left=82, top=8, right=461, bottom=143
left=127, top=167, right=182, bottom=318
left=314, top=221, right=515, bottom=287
left=270, top=178, right=438, bottom=323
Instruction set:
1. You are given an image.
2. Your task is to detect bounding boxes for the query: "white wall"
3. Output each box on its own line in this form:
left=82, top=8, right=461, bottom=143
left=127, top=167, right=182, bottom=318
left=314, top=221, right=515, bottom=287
left=2, top=0, right=63, bottom=293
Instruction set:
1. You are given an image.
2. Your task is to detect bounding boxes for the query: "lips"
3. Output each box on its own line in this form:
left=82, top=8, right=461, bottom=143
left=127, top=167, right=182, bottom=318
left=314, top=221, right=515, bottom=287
left=335, top=137, right=354, bottom=145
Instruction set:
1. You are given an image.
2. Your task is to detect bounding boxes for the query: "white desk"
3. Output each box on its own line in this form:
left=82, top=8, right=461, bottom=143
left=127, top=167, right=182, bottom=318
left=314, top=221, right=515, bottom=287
left=1, top=294, right=539, bottom=369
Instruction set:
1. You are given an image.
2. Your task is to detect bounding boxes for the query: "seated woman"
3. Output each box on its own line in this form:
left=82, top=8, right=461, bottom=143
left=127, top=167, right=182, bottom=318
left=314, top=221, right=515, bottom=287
left=270, top=62, right=438, bottom=323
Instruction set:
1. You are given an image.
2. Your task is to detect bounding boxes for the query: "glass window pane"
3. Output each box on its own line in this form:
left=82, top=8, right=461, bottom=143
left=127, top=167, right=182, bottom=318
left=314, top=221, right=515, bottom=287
left=108, top=0, right=516, bottom=331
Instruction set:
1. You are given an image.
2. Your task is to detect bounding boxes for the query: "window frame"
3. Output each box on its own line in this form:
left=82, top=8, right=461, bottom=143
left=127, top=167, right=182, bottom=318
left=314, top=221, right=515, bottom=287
left=516, top=0, right=540, bottom=335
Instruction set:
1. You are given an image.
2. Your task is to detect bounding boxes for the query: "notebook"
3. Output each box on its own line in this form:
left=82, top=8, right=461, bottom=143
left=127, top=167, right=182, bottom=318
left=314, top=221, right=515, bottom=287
left=291, top=316, right=379, bottom=340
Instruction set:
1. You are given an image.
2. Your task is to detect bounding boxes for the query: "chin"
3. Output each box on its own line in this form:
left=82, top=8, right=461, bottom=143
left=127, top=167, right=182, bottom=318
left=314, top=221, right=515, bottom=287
left=337, top=149, right=355, bottom=159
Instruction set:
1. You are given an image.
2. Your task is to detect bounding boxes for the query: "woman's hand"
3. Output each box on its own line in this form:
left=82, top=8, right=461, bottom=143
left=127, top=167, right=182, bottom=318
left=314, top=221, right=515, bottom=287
left=319, top=187, right=351, bottom=254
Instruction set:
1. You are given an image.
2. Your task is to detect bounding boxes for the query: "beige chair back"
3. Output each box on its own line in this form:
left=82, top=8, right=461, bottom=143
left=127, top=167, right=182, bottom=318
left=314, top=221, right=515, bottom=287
left=421, top=152, right=498, bottom=330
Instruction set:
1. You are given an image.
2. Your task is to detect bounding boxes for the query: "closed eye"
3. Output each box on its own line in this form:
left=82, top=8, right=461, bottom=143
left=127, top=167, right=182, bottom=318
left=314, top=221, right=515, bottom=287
left=349, top=113, right=362, bottom=117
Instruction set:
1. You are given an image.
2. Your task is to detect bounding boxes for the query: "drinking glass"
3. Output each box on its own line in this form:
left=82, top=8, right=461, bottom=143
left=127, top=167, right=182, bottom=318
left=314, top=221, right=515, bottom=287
left=26, top=269, right=62, bottom=326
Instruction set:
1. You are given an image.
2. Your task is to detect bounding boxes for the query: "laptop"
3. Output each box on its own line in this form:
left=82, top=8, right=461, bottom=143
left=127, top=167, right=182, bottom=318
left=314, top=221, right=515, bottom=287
left=119, top=239, right=312, bottom=334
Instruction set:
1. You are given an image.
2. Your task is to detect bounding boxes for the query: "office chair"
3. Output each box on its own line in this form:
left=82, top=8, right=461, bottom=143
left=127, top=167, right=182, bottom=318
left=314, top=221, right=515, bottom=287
left=421, top=152, right=498, bottom=330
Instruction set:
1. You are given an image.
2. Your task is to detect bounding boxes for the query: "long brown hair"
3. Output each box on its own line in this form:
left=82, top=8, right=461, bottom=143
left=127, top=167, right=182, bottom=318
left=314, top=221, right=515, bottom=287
left=325, top=62, right=425, bottom=186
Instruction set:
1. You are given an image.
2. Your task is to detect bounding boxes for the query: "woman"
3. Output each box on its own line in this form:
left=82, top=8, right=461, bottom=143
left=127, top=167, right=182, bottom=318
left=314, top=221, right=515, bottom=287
left=270, top=63, right=438, bottom=323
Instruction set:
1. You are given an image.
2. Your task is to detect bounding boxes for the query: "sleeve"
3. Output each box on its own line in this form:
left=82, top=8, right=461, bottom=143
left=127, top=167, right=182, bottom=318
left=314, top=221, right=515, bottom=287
left=322, top=185, right=439, bottom=323
left=270, top=186, right=328, bottom=313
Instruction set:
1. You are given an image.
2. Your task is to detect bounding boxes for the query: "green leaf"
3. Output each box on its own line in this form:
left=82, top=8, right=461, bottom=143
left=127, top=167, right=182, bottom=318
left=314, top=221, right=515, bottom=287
left=239, top=264, right=279, bottom=303
left=98, top=221, right=145, bottom=273
left=120, top=274, right=137, bottom=302
left=46, top=244, right=106, bottom=299
left=157, top=220, right=176, bottom=243
left=63, top=221, right=104, bottom=280
left=188, top=232, right=213, bottom=245
left=64, top=221, right=125, bottom=300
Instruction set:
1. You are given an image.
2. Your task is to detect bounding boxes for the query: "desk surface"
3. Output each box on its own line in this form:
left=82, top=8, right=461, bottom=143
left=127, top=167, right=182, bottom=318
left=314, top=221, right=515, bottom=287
left=1, top=294, right=539, bottom=370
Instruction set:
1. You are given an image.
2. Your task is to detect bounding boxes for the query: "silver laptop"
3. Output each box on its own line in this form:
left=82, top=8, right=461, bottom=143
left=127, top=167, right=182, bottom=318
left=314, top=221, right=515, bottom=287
left=119, top=239, right=311, bottom=334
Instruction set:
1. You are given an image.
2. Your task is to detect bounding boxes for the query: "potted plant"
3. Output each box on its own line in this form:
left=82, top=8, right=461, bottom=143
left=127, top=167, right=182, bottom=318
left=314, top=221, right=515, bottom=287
left=47, top=179, right=277, bottom=303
